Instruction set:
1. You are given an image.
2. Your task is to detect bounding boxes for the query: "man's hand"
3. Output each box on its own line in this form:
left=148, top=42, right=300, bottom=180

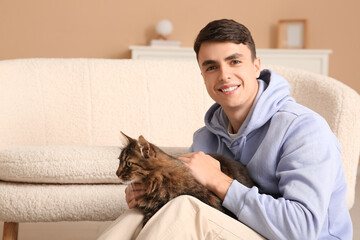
left=178, top=151, right=233, bottom=200
left=125, top=182, right=146, bottom=208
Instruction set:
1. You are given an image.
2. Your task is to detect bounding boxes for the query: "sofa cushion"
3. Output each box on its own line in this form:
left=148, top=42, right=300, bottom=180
left=0, top=146, right=188, bottom=184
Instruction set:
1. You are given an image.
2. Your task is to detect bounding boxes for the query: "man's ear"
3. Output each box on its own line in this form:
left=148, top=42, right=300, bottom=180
left=138, top=135, right=156, bottom=158
left=119, top=131, right=134, bottom=149
left=254, top=57, right=261, bottom=78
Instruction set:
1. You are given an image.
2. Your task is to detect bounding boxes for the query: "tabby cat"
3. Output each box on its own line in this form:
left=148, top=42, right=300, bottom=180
left=116, top=132, right=254, bottom=225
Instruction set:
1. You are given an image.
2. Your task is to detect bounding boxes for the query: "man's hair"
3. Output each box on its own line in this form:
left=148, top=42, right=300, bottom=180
left=193, top=19, right=256, bottom=61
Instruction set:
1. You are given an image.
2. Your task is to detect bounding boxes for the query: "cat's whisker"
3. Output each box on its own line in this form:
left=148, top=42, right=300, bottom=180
left=117, top=178, right=137, bottom=185
left=133, top=171, right=146, bottom=177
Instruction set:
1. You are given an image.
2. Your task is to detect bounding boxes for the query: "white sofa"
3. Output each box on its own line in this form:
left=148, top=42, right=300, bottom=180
left=0, top=58, right=359, bottom=240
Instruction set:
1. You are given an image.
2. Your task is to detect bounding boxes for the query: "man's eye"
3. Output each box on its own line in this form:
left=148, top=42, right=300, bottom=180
left=231, top=60, right=241, bottom=64
left=206, top=66, right=217, bottom=71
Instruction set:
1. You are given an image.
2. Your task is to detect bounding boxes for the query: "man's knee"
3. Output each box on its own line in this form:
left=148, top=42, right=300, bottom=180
left=166, top=195, right=204, bottom=212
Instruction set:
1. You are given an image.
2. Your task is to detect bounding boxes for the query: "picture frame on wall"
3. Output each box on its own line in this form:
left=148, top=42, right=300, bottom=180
left=277, top=19, right=308, bottom=49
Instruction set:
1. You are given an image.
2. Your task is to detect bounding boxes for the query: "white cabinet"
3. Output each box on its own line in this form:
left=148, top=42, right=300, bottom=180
left=130, top=46, right=332, bottom=76
left=258, top=49, right=332, bottom=76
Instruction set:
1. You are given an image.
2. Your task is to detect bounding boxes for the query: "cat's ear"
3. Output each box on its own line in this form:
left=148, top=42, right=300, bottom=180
left=138, top=135, right=155, bottom=158
left=119, top=131, right=134, bottom=149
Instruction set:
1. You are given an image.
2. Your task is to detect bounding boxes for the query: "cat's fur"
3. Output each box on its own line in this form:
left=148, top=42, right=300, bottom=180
left=116, top=132, right=254, bottom=225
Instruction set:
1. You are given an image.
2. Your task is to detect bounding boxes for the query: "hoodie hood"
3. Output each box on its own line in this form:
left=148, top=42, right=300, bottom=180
left=204, top=69, right=294, bottom=144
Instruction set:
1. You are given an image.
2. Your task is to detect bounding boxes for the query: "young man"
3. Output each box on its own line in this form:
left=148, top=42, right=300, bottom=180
left=98, top=19, right=352, bottom=240
left=179, top=19, right=353, bottom=239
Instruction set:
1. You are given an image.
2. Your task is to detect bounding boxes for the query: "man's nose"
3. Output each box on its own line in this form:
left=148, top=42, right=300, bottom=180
left=219, top=65, right=231, bottom=81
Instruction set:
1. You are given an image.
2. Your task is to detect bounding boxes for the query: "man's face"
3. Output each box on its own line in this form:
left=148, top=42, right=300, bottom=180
left=198, top=42, right=261, bottom=112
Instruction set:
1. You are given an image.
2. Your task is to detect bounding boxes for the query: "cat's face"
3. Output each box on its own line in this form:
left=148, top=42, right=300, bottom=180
left=116, top=132, right=157, bottom=184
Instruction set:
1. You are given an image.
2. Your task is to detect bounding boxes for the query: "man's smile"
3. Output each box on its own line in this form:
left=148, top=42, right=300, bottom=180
left=218, top=84, right=241, bottom=94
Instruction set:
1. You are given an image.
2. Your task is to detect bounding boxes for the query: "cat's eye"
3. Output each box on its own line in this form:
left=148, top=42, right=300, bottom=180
left=126, top=161, right=132, bottom=167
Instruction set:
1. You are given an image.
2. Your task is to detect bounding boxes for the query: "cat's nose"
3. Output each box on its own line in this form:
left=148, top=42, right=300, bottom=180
left=116, top=169, right=121, bottom=177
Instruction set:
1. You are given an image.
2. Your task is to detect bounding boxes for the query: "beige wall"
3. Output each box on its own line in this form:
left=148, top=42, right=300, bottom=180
left=0, top=0, right=359, bottom=93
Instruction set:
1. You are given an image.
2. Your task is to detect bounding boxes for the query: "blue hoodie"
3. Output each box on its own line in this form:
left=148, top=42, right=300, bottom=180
left=190, top=70, right=353, bottom=240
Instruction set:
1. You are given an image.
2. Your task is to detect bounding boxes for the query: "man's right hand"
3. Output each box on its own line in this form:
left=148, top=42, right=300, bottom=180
left=124, top=182, right=146, bottom=208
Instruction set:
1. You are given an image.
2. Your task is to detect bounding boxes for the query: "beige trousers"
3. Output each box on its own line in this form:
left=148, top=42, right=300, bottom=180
left=97, top=195, right=264, bottom=240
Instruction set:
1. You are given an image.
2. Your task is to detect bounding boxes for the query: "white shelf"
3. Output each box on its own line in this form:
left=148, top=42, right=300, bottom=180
left=130, top=46, right=332, bottom=76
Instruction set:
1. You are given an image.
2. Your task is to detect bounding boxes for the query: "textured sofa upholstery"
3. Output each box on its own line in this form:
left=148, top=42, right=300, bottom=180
left=0, top=58, right=359, bottom=239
